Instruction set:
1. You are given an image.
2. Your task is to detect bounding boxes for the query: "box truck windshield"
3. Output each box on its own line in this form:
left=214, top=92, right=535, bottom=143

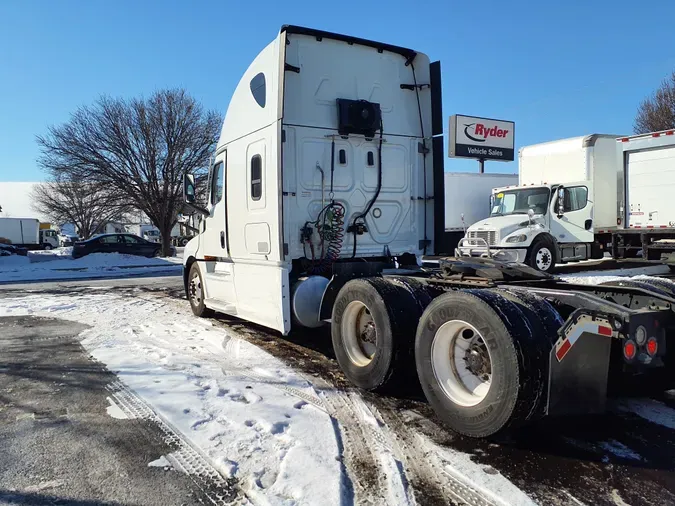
left=491, top=187, right=550, bottom=217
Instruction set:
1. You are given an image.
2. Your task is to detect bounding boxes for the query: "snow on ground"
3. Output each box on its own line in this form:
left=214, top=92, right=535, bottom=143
left=427, top=441, right=536, bottom=506
left=0, top=291, right=343, bottom=505
left=558, top=264, right=670, bottom=285
left=598, top=440, right=644, bottom=462
left=28, top=246, right=74, bottom=261
left=0, top=286, right=543, bottom=506
left=613, top=398, right=675, bottom=430
left=0, top=252, right=181, bottom=283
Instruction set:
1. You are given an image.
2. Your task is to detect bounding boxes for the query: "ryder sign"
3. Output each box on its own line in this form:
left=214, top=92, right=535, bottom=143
left=449, top=115, right=515, bottom=162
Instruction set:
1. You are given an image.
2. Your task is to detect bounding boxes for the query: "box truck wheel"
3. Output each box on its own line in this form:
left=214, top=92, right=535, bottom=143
left=414, top=289, right=551, bottom=437
left=331, top=278, right=425, bottom=392
left=527, top=236, right=556, bottom=273
left=187, top=263, right=213, bottom=318
left=43, top=243, right=52, bottom=251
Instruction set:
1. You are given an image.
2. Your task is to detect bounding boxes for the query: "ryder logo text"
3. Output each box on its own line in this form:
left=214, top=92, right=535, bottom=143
left=464, top=123, right=510, bottom=143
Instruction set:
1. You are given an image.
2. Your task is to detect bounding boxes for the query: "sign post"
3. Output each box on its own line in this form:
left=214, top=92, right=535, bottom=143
left=448, top=114, right=515, bottom=172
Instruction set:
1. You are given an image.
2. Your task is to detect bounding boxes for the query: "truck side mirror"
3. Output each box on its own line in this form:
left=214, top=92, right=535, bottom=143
left=183, top=174, right=196, bottom=204
left=557, top=187, right=565, bottom=217
left=527, top=208, right=535, bottom=224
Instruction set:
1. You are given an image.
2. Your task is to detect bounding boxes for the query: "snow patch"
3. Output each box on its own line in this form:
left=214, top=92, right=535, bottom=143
left=148, top=455, right=173, bottom=469
left=599, top=440, right=644, bottom=461
left=614, top=398, right=675, bottom=430
left=105, top=396, right=129, bottom=420
left=426, top=438, right=537, bottom=506
left=559, top=264, right=669, bottom=285
left=0, top=252, right=181, bottom=283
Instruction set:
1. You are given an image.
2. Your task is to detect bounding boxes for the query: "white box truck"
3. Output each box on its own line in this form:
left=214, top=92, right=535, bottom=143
left=0, top=217, right=59, bottom=250
left=457, top=131, right=675, bottom=272
left=178, top=26, right=675, bottom=440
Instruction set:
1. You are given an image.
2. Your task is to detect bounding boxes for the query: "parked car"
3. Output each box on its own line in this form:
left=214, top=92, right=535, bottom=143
left=0, top=243, right=28, bottom=256
left=72, top=233, right=175, bottom=259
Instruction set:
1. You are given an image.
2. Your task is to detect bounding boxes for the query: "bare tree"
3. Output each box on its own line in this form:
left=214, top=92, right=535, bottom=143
left=30, top=178, right=130, bottom=240
left=36, top=89, right=222, bottom=256
left=635, top=71, right=675, bottom=134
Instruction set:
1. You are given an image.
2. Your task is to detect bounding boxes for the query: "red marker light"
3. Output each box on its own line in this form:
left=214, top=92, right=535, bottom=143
left=646, top=337, right=658, bottom=356
left=624, top=340, right=637, bottom=360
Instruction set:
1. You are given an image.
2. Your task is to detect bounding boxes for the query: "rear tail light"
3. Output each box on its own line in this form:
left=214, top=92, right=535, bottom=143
left=623, top=340, right=637, bottom=360
left=646, top=337, right=658, bottom=356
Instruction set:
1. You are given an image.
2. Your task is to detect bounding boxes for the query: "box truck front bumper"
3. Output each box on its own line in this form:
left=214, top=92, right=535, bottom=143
left=455, top=238, right=527, bottom=263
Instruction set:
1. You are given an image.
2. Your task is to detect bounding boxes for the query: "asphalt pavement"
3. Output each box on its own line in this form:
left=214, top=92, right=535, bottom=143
left=0, top=314, right=207, bottom=506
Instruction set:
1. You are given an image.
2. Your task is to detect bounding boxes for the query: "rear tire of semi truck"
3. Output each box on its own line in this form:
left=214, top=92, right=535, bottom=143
left=414, top=289, right=555, bottom=437
left=331, top=277, right=429, bottom=392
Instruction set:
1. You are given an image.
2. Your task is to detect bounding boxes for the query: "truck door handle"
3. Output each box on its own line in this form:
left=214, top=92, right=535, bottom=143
left=585, top=219, right=592, bottom=230
left=220, top=231, right=225, bottom=249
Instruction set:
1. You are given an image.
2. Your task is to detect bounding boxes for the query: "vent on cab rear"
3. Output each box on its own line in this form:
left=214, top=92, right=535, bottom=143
left=336, top=99, right=381, bottom=138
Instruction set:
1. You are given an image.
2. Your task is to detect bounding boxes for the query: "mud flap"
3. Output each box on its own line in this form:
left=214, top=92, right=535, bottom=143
left=547, top=313, right=614, bottom=417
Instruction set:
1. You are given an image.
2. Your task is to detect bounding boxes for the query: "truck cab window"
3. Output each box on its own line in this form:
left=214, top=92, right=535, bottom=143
left=561, top=186, right=588, bottom=212
left=251, top=155, right=262, bottom=201
left=250, top=73, right=266, bottom=108
left=491, top=187, right=550, bottom=217
left=211, top=162, right=224, bottom=205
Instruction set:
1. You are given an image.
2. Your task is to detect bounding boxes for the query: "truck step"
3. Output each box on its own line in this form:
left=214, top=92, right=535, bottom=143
left=204, top=299, right=237, bottom=315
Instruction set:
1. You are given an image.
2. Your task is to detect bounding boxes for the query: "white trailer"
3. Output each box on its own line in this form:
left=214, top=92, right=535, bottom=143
left=179, top=26, right=675, bottom=440
left=613, top=130, right=675, bottom=263
left=0, top=217, right=59, bottom=249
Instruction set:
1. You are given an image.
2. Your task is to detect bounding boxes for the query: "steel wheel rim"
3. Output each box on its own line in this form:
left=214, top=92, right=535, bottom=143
left=431, top=320, right=492, bottom=407
left=341, top=300, right=377, bottom=367
left=189, top=271, right=202, bottom=307
left=536, top=247, right=553, bottom=270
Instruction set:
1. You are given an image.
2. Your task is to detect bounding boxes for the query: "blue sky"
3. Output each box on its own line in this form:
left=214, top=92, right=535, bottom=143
left=1, top=0, right=674, bottom=182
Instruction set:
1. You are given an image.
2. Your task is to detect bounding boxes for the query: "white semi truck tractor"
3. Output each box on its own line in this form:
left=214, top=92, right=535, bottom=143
left=458, top=130, right=675, bottom=273
left=181, top=26, right=675, bottom=439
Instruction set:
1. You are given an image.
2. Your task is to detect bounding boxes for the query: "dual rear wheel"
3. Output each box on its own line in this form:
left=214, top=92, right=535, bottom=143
left=331, top=279, right=560, bottom=437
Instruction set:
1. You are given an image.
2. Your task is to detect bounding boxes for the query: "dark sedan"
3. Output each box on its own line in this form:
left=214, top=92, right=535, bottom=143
left=72, top=233, right=174, bottom=259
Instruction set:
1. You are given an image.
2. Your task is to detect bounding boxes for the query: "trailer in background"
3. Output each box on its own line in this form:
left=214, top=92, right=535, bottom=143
left=439, top=172, right=518, bottom=253
left=610, top=130, right=675, bottom=264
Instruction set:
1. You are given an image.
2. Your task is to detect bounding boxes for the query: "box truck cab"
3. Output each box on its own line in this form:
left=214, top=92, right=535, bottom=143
left=457, top=134, right=621, bottom=272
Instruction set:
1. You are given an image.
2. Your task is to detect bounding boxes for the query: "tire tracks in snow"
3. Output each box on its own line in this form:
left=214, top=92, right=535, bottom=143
left=107, top=380, right=247, bottom=506
left=215, top=322, right=500, bottom=506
